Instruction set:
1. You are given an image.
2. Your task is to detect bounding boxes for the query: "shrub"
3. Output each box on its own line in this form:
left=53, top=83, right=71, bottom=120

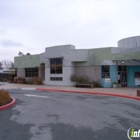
left=92, top=80, right=101, bottom=87
left=9, top=76, right=14, bottom=83
left=26, top=78, right=33, bottom=84
left=70, top=75, right=78, bottom=82
left=113, top=81, right=118, bottom=85
left=70, top=75, right=91, bottom=84
left=0, top=89, right=11, bottom=106
left=27, top=78, right=43, bottom=85
left=15, top=77, right=26, bottom=84
left=15, top=77, right=43, bottom=85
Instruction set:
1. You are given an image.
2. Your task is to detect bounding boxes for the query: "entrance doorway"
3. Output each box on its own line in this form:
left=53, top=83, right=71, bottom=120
left=118, top=66, right=127, bottom=87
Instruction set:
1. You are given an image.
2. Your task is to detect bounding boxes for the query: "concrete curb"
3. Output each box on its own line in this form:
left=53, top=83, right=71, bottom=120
left=36, top=88, right=140, bottom=101
left=0, top=97, right=16, bottom=111
left=20, top=88, right=36, bottom=90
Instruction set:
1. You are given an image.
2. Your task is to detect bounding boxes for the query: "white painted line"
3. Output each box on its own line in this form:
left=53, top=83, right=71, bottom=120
left=21, top=88, right=36, bottom=90
left=24, top=94, right=48, bottom=99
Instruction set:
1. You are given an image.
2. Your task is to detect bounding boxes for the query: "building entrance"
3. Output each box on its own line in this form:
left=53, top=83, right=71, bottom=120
left=118, top=66, right=127, bottom=87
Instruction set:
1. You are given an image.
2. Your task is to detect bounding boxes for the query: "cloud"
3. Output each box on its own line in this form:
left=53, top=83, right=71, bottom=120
left=0, top=0, right=140, bottom=61
left=0, top=39, right=23, bottom=47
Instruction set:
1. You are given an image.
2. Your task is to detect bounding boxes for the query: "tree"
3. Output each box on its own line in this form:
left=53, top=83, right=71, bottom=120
left=18, top=52, right=24, bottom=56
left=0, top=62, right=2, bottom=69
left=26, top=53, right=31, bottom=55
left=0, top=60, right=14, bottom=69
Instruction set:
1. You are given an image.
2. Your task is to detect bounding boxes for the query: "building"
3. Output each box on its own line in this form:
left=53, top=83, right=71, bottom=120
left=0, top=68, right=16, bottom=82
left=14, top=36, right=140, bottom=87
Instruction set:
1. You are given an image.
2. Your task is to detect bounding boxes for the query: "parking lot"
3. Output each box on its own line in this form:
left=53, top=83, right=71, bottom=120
left=0, top=89, right=140, bottom=140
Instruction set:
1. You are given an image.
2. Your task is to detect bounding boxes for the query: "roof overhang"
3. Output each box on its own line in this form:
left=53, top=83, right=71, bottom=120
left=45, top=56, right=64, bottom=59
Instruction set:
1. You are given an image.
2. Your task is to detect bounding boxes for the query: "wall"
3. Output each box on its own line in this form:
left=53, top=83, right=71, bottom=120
left=127, top=66, right=140, bottom=87
left=43, top=45, right=84, bottom=86
left=40, top=52, right=46, bottom=63
left=17, top=68, right=25, bottom=78
left=75, top=66, right=100, bottom=82
left=14, top=54, right=40, bottom=68
left=45, top=67, right=75, bottom=86
left=111, top=48, right=140, bottom=61
left=118, top=36, right=140, bottom=48
left=71, top=50, right=88, bottom=62
left=100, top=66, right=118, bottom=88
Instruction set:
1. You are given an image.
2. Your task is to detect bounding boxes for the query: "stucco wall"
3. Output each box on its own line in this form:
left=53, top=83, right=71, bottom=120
left=100, top=66, right=118, bottom=88
left=45, top=67, right=75, bottom=86
left=75, top=66, right=100, bottom=82
left=127, top=66, right=140, bottom=87
left=17, top=68, right=25, bottom=78
left=111, top=47, right=140, bottom=61
left=118, top=36, right=140, bottom=48
left=43, top=45, right=81, bottom=86
left=14, top=54, right=40, bottom=68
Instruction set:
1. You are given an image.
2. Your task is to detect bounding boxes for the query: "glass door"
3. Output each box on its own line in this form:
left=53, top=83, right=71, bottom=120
left=118, top=66, right=127, bottom=87
left=121, top=72, right=127, bottom=87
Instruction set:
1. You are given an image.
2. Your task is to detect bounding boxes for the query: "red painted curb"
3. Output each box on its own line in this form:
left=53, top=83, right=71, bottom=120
left=0, top=97, right=16, bottom=111
left=36, top=88, right=140, bottom=101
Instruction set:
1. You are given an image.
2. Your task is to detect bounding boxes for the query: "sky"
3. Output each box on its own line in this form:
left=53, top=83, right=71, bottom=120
left=0, top=0, right=140, bottom=62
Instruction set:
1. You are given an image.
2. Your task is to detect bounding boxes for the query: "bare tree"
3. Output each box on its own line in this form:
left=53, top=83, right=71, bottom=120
left=0, top=60, right=14, bottom=69
left=26, top=53, right=31, bottom=55
left=0, top=62, right=2, bottom=69
left=18, top=52, right=24, bottom=56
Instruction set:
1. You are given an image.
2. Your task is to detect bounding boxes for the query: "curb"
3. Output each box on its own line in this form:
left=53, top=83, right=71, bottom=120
left=0, top=97, right=16, bottom=111
left=36, top=88, right=140, bottom=101
left=20, top=88, right=36, bottom=90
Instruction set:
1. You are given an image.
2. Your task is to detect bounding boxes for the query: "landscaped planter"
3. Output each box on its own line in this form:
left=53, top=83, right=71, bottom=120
left=112, top=82, right=118, bottom=88
left=0, top=97, right=16, bottom=111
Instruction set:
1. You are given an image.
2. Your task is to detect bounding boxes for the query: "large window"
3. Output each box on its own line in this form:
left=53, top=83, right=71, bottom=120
left=102, top=66, right=110, bottom=78
left=50, top=58, right=62, bottom=74
left=25, top=68, right=38, bottom=77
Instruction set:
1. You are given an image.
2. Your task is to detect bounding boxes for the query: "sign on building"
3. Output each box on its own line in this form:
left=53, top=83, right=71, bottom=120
left=105, top=78, right=110, bottom=83
left=135, top=72, right=140, bottom=85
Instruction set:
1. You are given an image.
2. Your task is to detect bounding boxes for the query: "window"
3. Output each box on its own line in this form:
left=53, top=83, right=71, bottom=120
left=102, top=66, right=110, bottom=78
left=25, top=68, right=38, bottom=77
left=50, top=58, right=62, bottom=74
left=50, top=77, right=63, bottom=81
left=135, top=72, right=140, bottom=78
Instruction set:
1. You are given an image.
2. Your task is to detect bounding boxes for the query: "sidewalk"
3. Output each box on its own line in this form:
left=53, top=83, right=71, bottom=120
left=0, top=82, right=139, bottom=98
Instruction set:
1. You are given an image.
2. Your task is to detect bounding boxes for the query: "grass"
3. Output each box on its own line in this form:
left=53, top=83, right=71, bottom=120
left=0, top=89, right=12, bottom=106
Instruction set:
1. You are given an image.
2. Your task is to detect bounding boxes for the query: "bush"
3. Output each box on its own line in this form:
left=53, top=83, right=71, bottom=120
left=70, top=75, right=91, bottom=84
left=17, top=77, right=26, bottom=84
left=26, top=78, right=43, bottom=85
left=15, top=77, right=43, bottom=85
left=9, top=76, right=14, bottom=83
left=0, top=89, right=11, bottom=106
left=92, top=80, right=101, bottom=87
left=71, top=75, right=101, bottom=87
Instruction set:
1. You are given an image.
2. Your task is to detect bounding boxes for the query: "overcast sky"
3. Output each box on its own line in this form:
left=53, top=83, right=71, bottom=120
left=0, top=0, right=140, bottom=62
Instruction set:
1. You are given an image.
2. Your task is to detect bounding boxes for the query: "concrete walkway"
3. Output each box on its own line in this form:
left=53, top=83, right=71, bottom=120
left=0, top=82, right=139, bottom=98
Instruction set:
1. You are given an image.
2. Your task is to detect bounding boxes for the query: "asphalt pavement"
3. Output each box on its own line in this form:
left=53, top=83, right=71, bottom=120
left=0, top=89, right=140, bottom=140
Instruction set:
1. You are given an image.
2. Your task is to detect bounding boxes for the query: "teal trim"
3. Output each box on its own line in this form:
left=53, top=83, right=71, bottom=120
left=127, top=66, right=140, bottom=87
left=101, top=66, right=118, bottom=88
